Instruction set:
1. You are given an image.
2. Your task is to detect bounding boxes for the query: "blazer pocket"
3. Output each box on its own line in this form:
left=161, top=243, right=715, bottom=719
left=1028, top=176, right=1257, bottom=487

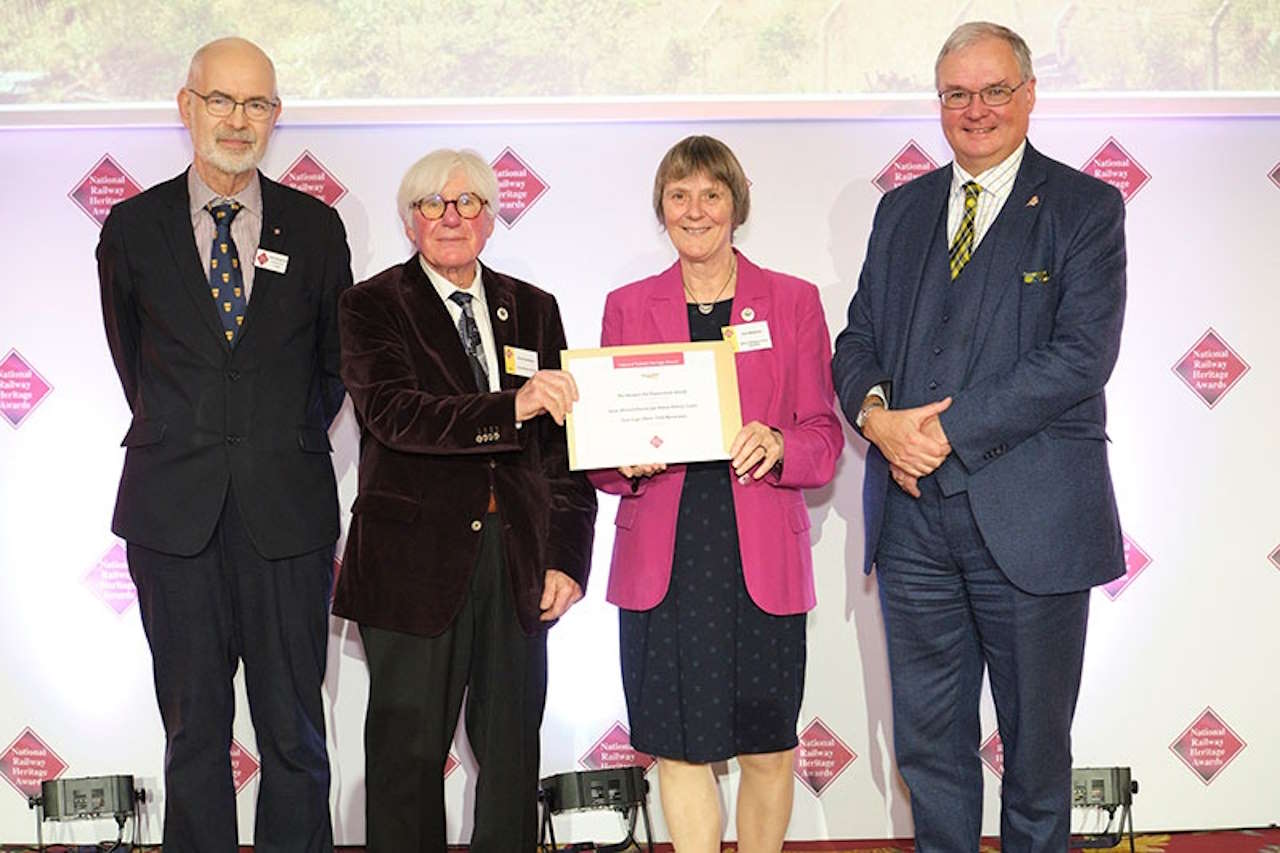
left=788, top=502, right=811, bottom=533
left=121, top=418, right=166, bottom=447
left=351, top=491, right=420, bottom=523
left=1045, top=421, right=1108, bottom=441
left=297, top=426, right=333, bottom=453
left=615, top=497, right=639, bottom=530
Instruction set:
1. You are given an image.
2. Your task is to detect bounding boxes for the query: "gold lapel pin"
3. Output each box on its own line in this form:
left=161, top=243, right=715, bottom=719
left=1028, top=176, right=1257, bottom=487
left=1026, top=195, right=1040, bottom=207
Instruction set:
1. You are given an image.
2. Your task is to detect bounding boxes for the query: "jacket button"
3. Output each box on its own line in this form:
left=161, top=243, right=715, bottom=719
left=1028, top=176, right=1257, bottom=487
left=226, top=370, right=240, bottom=381
left=928, top=381, right=938, bottom=390
left=488, top=459, right=496, bottom=469
left=470, top=519, right=482, bottom=531
left=225, top=434, right=241, bottom=446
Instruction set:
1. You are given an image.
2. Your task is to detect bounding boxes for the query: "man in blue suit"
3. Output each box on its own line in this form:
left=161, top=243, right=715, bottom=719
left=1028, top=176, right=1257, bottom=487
left=832, top=21, right=1126, bottom=853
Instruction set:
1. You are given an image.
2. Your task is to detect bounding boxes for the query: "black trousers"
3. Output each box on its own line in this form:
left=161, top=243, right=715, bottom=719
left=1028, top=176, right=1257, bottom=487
left=360, top=512, right=548, bottom=853
left=127, top=488, right=334, bottom=853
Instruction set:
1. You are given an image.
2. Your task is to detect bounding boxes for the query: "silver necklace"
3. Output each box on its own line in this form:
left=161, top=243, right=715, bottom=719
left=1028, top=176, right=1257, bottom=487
left=682, top=258, right=737, bottom=315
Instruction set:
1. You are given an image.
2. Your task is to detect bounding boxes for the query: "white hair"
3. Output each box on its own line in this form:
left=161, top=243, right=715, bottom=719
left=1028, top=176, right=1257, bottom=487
left=935, top=21, right=1035, bottom=90
left=396, top=148, right=500, bottom=229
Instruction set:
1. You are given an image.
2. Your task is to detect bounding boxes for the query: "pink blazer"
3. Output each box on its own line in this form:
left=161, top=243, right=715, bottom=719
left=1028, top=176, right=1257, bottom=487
left=588, top=252, right=843, bottom=615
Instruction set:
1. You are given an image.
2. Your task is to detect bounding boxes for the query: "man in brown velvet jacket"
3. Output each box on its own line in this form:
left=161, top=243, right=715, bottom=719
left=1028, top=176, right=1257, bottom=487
left=332, top=148, right=596, bottom=852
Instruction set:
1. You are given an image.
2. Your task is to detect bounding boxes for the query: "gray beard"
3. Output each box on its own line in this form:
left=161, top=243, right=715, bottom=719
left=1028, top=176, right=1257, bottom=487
left=197, top=135, right=264, bottom=177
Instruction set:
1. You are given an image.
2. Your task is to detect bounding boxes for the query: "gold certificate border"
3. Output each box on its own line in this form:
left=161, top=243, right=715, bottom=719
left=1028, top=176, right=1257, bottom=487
left=561, top=341, right=742, bottom=470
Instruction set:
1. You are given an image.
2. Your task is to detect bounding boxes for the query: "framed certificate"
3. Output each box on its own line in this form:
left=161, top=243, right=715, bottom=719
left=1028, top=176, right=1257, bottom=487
left=561, top=341, right=742, bottom=471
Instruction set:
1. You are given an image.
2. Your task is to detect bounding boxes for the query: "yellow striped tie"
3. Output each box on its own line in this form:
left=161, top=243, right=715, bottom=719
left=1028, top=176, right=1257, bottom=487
left=949, top=181, right=982, bottom=280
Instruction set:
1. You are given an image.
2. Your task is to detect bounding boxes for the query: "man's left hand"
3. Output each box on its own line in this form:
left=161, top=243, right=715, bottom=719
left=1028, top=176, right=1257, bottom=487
left=539, top=569, right=583, bottom=621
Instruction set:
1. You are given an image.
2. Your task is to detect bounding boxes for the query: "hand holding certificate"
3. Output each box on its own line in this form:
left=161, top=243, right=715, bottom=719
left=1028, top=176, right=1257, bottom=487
left=561, top=341, right=742, bottom=471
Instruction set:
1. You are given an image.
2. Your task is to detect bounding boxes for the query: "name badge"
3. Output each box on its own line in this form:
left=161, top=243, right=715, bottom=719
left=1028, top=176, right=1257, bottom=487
left=504, top=345, right=539, bottom=378
left=721, top=321, right=772, bottom=353
left=253, top=248, right=289, bottom=274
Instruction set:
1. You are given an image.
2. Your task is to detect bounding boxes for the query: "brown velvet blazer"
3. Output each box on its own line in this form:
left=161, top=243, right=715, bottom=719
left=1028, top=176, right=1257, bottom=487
left=333, top=256, right=596, bottom=637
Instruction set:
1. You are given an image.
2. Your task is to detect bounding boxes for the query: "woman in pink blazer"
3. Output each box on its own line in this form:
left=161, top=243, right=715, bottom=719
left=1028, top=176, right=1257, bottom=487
left=589, top=136, right=843, bottom=852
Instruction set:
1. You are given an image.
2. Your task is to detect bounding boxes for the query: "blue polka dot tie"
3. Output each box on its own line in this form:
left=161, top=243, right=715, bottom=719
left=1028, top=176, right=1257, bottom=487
left=448, top=291, right=490, bottom=391
left=206, top=200, right=247, bottom=346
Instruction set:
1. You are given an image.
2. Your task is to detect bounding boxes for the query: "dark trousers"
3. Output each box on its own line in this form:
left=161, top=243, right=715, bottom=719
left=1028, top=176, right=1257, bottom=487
left=127, top=489, right=334, bottom=853
left=359, top=512, right=547, bottom=853
left=876, top=481, right=1089, bottom=853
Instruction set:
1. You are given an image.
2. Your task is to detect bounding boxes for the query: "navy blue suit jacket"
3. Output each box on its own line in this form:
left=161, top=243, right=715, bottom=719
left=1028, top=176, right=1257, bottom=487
left=98, top=170, right=352, bottom=559
left=833, top=142, right=1127, bottom=594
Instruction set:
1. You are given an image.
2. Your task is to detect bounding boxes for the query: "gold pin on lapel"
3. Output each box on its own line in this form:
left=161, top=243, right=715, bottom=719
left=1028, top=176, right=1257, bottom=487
left=1026, top=195, right=1040, bottom=207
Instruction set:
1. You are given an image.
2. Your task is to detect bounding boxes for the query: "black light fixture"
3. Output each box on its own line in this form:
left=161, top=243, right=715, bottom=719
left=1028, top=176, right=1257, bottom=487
left=538, top=766, right=654, bottom=853
left=28, top=774, right=143, bottom=852
left=1069, top=766, right=1138, bottom=852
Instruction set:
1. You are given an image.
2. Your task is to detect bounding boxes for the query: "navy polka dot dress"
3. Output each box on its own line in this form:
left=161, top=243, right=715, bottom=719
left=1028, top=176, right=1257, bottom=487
left=619, top=300, right=806, bottom=763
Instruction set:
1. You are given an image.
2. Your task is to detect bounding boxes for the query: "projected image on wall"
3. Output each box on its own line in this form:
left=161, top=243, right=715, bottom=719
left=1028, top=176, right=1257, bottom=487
left=2, top=0, right=1278, bottom=106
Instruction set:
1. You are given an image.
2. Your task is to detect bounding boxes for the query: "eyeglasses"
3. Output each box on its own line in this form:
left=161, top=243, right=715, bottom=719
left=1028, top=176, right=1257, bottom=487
left=186, top=88, right=279, bottom=121
left=937, top=80, right=1027, bottom=110
left=415, top=193, right=488, bottom=220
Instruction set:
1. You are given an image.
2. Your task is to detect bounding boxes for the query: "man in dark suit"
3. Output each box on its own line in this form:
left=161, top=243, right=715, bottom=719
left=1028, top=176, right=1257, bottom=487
left=832, top=21, right=1126, bottom=853
left=97, top=37, right=351, bottom=853
left=333, top=148, right=596, bottom=852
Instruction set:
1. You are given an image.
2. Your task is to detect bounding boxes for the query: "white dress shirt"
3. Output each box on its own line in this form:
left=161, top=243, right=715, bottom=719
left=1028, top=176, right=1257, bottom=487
left=420, top=257, right=502, bottom=393
left=947, top=139, right=1026, bottom=251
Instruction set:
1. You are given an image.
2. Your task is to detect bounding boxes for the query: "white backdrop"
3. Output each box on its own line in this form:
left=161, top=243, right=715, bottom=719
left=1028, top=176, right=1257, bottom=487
left=1, top=102, right=1278, bottom=845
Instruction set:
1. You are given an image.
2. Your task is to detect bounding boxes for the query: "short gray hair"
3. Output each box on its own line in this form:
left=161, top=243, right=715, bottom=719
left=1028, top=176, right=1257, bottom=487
left=396, top=148, right=500, bottom=229
left=935, top=22, right=1034, bottom=90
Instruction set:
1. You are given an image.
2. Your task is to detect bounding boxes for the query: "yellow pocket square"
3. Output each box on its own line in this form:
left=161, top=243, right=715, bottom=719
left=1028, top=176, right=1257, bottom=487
left=1022, top=269, right=1051, bottom=284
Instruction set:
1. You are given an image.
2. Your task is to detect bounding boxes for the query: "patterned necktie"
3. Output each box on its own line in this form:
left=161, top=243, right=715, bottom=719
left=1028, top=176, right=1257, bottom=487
left=206, top=200, right=247, bottom=345
left=948, top=180, right=983, bottom=280
left=448, top=290, right=490, bottom=391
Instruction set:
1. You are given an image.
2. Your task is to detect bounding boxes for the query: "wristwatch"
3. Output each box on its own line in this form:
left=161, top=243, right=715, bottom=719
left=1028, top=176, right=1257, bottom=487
left=856, top=398, right=885, bottom=429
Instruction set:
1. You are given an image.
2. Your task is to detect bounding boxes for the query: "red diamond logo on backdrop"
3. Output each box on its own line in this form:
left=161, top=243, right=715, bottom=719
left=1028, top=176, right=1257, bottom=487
left=230, top=739, right=261, bottom=794
left=444, top=752, right=460, bottom=779
left=1268, top=545, right=1280, bottom=571
left=578, top=721, right=655, bottom=773
left=277, top=150, right=347, bottom=206
left=1102, top=533, right=1152, bottom=600
left=1170, top=708, right=1246, bottom=784
left=794, top=718, right=856, bottom=796
left=872, top=141, right=939, bottom=194
left=490, top=148, right=548, bottom=228
left=68, top=154, right=142, bottom=227
left=1269, top=162, right=1280, bottom=191
left=1080, top=138, right=1150, bottom=204
left=82, top=542, right=137, bottom=615
left=0, top=728, right=68, bottom=800
left=0, top=349, right=53, bottom=429
left=1172, top=328, right=1250, bottom=409
left=650, top=436, right=663, bottom=448
left=980, top=730, right=1004, bottom=777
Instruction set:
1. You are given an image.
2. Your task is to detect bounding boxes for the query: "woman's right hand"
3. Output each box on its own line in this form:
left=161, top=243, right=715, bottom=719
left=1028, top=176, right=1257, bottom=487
left=619, top=463, right=667, bottom=479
